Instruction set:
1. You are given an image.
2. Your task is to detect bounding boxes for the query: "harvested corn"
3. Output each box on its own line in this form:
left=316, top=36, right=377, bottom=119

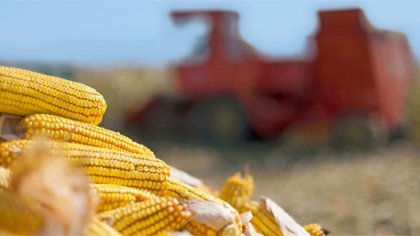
left=7, top=139, right=96, bottom=235
left=0, top=140, right=169, bottom=193
left=85, top=217, right=122, bottom=236
left=219, top=171, right=254, bottom=212
left=97, top=197, right=191, bottom=236
left=92, top=184, right=158, bottom=212
left=304, top=223, right=329, bottom=236
left=0, top=66, right=328, bottom=236
left=246, top=200, right=283, bottom=236
left=184, top=220, right=217, bottom=236
left=19, top=113, right=154, bottom=157
left=0, top=192, right=43, bottom=235
left=0, top=66, right=107, bottom=125
left=166, top=179, right=242, bottom=235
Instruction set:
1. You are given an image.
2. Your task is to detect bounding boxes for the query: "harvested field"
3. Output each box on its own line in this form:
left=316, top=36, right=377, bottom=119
left=154, top=142, right=420, bottom=235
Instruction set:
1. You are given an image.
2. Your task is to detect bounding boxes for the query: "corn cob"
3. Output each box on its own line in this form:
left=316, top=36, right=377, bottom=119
left=97, top=197, right=191, bottom=236
left=19, top=114, right=154, bottom=157
left=184, top=220, right=217, bottom=236
left=0, top=166, right=10, bottom=191
left=0, top=66, right=107, bottom=125
left=0, top=192, right=43, bottom=235
left=166, top=179, right=242, bottom=235
left=85, top=217, right=122, bottom=236
left=246, top=201, right=283, bottom=236
left=0, top=140, right=170, bottom=193
left=304, top=223, right=329, bottom=236
left=92, top=184, right=158, bottom=212
left=219, top=172, right=254, bottom=212
left=166, top=179, right=240, bottom=220
left=166, top=179, right=225, bottom=203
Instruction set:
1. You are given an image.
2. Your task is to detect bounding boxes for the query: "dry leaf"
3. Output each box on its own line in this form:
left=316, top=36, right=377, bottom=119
left=240, top=211, right=261, bottom=236
left=186, top=200, right=235, bottom=231
left=262, top=197, right=310, bottom=236
left=169, top=166, right=203, bottom=187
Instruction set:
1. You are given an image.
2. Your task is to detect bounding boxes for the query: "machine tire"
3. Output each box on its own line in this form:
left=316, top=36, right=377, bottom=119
left=331, top=113, right=388, bottom=151
left=186, top=97, right=250, bottom=146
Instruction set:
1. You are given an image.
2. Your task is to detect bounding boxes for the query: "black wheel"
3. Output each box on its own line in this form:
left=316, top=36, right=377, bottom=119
left=331, top=113, right=387, bottom=151
left=186, top=97, right=250, bottom=146
left=136, top=96, right=189, bottom=140
left=389, top=122, right=407, bottom=142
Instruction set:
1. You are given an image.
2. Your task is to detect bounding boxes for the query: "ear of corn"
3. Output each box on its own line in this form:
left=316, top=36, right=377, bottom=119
left=246, top=201, right=283, bottom=236
left=85, top=217, right=122, bottom=236
left=0, top=192, right=43, bottom=235
left=92, top=184, right=158, bottom=212
left=0, top=66, right=107, bottom=125
left=186, top=200, right=236, bottom=235
left=166, top=179, right=217, bottom=201
left=97, top=197, right=191, bottom=236
left=166, top=179, right=238, bottom=216
left=219, top=171, right=254, bottom=212
left=184, top=220, right=218, bottom=236
left=304, top=223, right=329, bottom=236
left=0, top=140, right=170, bottom=194
left=166, top=179, right=242, bottom=236
left=0, top=166, right=10, bottom=191
left=19, top=114, right=154, bottom=157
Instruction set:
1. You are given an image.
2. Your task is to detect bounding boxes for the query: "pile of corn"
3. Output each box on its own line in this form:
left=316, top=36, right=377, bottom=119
left=0, top=66, right=328, bottom=236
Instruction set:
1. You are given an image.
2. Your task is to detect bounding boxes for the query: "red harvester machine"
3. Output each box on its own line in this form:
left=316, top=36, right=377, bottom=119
left=126, top=8, right=415, bottom=147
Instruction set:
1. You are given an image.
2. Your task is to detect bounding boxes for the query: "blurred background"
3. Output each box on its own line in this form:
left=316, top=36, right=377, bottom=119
left=1, top=0, right=420, bottom=234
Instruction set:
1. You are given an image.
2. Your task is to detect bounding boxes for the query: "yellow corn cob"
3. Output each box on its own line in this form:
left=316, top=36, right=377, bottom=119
left=184, top=220, right=217, bottom=236
left=166, top=179, right=240, bottom=218
left=166, top=179, right=224, bottom=203
left=19, top=114, right=154, bottom=157
left=0, top=166, right=10, bottom=191
left=219, top=171, right=254, bottom=212
left=304, top=223, right=329, bottom=236
left=166, top=179, right=242, bottom=235
left=0, top=66, right=107, bottom=125
left=0, top=192, right=43, bottom=235
left=97, top=197, right=191, bottom=236
left=92, top=184, right=158, bottom=212
left=246, top=201, right=283, bottom=236
left=85, top=217, right=122, bottom=236
left=0, top=140, right=170, bottom=193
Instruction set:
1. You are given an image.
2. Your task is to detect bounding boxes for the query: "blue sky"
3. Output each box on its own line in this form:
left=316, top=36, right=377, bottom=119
left=0, top=0, right=419, bottom=67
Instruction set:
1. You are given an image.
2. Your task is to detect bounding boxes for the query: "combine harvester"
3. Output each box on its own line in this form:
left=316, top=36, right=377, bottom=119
left=126, top=8, right=415, bottom=148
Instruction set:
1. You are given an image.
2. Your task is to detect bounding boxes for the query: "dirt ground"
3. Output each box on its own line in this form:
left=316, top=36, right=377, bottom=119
left=149, top=141, right=420, bottom=235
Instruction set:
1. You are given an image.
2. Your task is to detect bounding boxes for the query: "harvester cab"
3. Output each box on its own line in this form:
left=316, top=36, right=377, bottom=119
left=170, top=10, right=261, bottom=98
left=170, top=10, right=256, bottom=64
